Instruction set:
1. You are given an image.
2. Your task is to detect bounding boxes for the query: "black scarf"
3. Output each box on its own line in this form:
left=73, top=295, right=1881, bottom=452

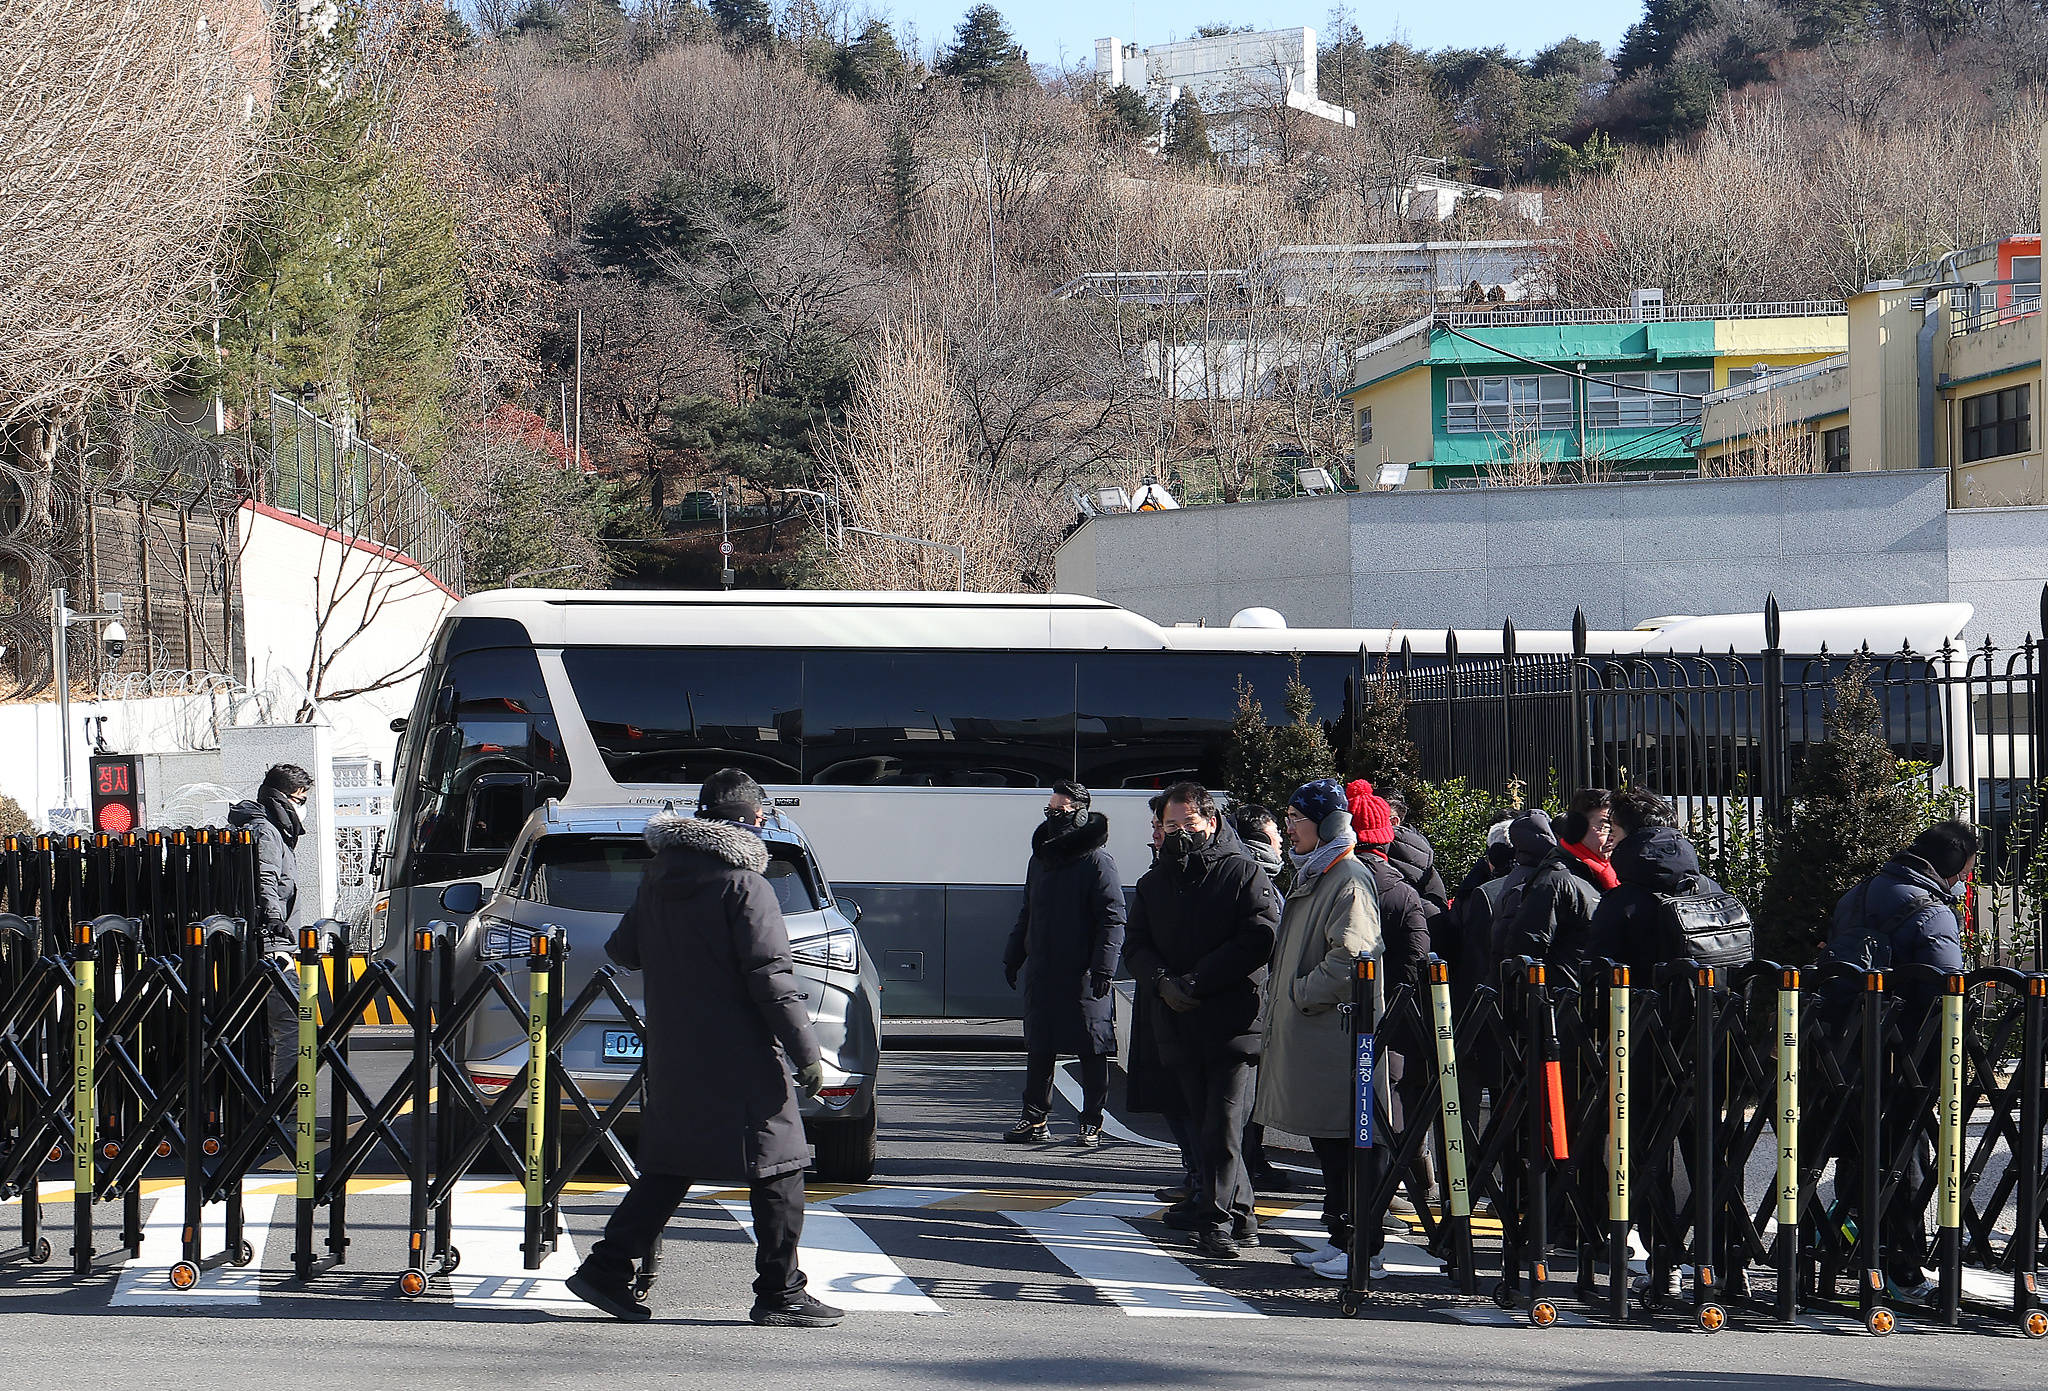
left=261, top=787, right=305, bottom=848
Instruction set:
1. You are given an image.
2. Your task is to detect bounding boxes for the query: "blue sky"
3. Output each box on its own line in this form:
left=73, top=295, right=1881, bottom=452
left=880, top=1, right=1647, bottom=70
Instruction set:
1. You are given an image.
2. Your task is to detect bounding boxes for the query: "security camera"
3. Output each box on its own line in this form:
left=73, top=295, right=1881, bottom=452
left=102, top=619, right=126, bottom=663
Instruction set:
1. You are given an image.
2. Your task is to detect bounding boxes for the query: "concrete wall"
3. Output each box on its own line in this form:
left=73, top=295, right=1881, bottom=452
left=1055, top=469, right=2048, bottom=649
left=235, top=503, right=454, bottom=763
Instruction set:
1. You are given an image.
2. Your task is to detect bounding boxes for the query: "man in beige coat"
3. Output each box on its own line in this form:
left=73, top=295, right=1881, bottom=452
left=1252, top=777, right=1384, bottom=1282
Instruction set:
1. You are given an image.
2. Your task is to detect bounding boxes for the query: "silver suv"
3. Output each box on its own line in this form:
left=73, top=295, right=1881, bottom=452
left=438, top=802, right=883, bottom=1182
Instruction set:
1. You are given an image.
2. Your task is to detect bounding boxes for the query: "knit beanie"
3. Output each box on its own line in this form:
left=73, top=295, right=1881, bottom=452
left=1345, top=778, right=1397, bottom=846
left=1289, top=778, right=1351, bottom=843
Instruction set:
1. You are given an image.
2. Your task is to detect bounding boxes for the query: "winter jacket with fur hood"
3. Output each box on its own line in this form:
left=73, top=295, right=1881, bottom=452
left=605, top=812, right=822, bottom=1182
left=1004, top=811, right=1126, bottom=1056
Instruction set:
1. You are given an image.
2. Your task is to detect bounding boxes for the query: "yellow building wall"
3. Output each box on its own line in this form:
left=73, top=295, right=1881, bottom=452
left=1349, top=365, right=1434, bottom=479
left=1711, top=315, right=1848, bottom=372
left=1943, top=364, right=2046, bottom=506
left=1708, top=352, right=1842, bottom=390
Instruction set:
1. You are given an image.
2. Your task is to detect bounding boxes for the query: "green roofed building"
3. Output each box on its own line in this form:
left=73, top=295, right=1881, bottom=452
left=1342, top=296, right=1848, bottom=488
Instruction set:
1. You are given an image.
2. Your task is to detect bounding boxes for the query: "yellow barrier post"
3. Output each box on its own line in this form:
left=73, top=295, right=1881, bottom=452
left=70, top=920, right=95, bottom=1277
left=1607, top=965, right=1630, bottom=1324
left=522, top=931, right=552, bottom=1271
left=1427, top=960, right=1475, bottom=1294
left=294, top=927, right=321, bottom=1279
left=1936, top=974, right=1966, bottom=1326
left=1775, top=968, right=1800, bottom=1324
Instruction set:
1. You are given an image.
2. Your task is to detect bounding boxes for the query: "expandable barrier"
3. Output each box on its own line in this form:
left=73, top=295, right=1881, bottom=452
left=6, top=855, right=2048, bottom=1342
left=1338, top=948, right=2048, bottom=1337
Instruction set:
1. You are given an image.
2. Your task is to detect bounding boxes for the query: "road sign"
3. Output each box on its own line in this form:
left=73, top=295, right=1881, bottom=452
left=719, top=541, right=733, bottom=556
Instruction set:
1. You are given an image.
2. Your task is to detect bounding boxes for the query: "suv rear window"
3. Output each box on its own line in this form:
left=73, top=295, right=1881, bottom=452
left=523, top=835, right=822, bottom=916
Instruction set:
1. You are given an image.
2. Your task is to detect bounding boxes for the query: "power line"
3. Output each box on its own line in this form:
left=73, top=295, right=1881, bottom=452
left=1434, top=321, right=1709, bottom=400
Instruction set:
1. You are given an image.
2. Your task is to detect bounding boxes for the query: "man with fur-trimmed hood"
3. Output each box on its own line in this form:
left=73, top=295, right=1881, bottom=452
left=1002, top=780, right=1126, bottom=1146
left=566, top=769, right=842, bottom=1328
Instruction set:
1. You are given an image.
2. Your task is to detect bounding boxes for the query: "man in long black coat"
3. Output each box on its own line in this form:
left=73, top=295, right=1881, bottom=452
left=567, top=770, right=841, bottom=1327
left=1125, top=781, right=1281, bottom=1260
left=1002, top=781, right=1125, bottom=1146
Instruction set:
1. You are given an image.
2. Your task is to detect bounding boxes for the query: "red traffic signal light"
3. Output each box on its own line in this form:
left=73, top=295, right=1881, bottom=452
left=89, top=754, right=145, bottom=835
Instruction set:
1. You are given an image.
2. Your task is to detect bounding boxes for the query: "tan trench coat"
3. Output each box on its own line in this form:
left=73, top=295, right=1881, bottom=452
left=1252, top=850, right=1384, bottom=1140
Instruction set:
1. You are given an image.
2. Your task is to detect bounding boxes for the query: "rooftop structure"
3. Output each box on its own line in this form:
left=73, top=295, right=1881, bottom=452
left=1095, top=27, right=1354, bottom=160
left=1694, top=234, right=2043, bottom=504
left=1341, top=299, right=1849, bottom=487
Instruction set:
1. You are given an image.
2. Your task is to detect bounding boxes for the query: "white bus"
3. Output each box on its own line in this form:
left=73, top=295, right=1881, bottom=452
left=374, top=590, right=1973, bottom=1017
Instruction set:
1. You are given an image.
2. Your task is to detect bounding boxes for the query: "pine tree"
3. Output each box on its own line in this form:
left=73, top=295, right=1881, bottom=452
left=1222, top=678, right=1278, bottom=811
left=557, top=0, right=625, bottom=61
left=1345, top=657, right=1431, bottom=822
left=1098, top=83, right=1159, bottom=142
left=937, top=4, right=1030, bottom=93
left=1759, top=658, right=1921, bottom=963
left=710, top=0, right=773, bottom=48
left=1162, top=91, right=1213, bottom=167
left=830, top=18, right=907, bottom=99
left=1266, top=660, right=1338, bottom=810
left=886, top=121, right=920, bottom=244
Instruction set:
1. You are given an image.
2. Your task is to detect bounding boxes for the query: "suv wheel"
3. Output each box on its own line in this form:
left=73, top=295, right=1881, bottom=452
left=811, top=1108, right=878, bottom=1184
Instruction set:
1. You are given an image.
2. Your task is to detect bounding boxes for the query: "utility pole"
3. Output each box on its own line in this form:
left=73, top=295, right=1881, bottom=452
left=720, top=475, right=734, bottom=590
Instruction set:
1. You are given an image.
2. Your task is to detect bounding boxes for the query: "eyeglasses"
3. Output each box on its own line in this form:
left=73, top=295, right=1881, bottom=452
left=1283, top=809, right=1312, bottom=824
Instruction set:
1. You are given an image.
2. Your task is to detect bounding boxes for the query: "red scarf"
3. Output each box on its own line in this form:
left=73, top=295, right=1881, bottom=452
left=1559, top=839, right=1620, bottom=891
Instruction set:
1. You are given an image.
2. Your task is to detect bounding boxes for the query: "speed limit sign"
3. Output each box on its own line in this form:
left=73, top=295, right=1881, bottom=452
left=719, top=541, right=733, bottom=556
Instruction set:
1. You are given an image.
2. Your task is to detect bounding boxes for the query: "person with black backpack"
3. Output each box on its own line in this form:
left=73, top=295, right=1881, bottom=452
left=1585, top=788, right=1754, bottom=1303
left=1819, top=820, right=1977, bottom=1302
left=1585, top=789, right=1753, bottom=972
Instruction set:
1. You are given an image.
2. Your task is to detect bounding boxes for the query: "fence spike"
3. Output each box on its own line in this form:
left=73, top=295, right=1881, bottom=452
left=1502, top=617, right=1517, bottom=662
left=1764, top=591, right=1781, bottom=650
left=1572, top=607, right=1588, bottom=658
left=1445, top=627, right=1459, bottom=662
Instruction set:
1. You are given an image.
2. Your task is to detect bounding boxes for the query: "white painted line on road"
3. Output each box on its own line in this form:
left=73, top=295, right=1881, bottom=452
left=823, top=1187, right=969, bottom=1210
left=112, top=1195, right=277, bottom=1306
left=1051, top=1065, right=1173, bottom=1149
left=445, top=1181, right=585, bottom=1312
left=1004, top=1192, right=1263, bottom=1319
left=719, top=1198, right=945, bottom=1315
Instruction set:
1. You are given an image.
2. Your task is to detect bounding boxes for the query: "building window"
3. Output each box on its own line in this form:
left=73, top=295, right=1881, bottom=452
left=1822, top=426, right=1849, bottom=472
left=1961, top=385, right=2031, bottom=463
left=1584, top=370, right=1713, bottom=429
left=1445, top=374, right=1572, bottom=433
left=1356, top=406, right=1373, bottom=443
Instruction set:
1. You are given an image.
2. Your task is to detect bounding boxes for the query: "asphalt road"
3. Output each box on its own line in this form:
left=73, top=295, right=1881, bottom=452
left=0, top=1040, right=2039, bottom=1390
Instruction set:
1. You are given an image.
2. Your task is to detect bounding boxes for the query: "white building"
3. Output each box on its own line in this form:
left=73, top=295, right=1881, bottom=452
left=1095, top=28, right=1355, bottom=158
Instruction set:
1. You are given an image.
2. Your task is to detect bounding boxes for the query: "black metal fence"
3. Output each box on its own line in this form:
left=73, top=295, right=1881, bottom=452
left=1371, top=589, right=2048, bottom=966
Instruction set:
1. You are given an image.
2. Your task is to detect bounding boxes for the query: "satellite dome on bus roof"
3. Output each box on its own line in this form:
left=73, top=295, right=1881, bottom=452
left=1229, top=607, right=1287, bottom=630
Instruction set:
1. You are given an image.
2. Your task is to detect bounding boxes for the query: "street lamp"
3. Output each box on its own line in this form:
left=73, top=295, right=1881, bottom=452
left=777, top=488, right=967, bottom=591
left=50, top=586, right=124, bottom=822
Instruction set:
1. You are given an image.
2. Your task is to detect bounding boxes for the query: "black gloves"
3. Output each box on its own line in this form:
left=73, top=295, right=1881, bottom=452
left=1005, top=962, right=1020, bottom=990
left=1089, top=970, right=1112, bottom=999
left=795, top=1060, right=826, bottom=1098
left=1158, top=974, right=1198, bottom=1013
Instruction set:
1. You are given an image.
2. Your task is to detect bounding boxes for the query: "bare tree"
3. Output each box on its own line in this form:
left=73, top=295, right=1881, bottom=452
left=0, top=0, right=254, bottom=502
left=823, top=308, right=1014, bottom=590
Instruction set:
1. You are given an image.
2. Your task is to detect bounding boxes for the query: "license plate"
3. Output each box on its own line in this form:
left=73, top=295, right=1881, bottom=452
left=601, top=1030, right=643, bottom=1063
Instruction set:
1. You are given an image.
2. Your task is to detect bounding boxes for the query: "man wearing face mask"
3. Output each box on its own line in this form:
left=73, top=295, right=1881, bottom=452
left=1002, top=781, right=1126, bottom=1146
left=228, top=763, right=313, bottom=1087
left=1125, top=782, right=1281, bottom=1259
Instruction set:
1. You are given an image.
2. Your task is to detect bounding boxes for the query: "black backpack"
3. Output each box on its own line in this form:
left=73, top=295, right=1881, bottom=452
left=1654, top=884, right=1754, bottom=969
left=1821, top=881, right=1940, bottom=974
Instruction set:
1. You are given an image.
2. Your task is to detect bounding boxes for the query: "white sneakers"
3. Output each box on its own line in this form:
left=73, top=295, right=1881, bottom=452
left=1289, top=1240, right=1338, bottom=1269
left=1306, top=1247, right=1386, bottom=1281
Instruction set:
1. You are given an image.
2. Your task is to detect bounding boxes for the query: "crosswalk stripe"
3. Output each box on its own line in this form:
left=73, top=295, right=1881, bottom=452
left=112, top=1195, right=277, bottom=1306
left=443, top=1181, right=586, bottom=1311
left=718, top=1196, right=945, bottom=1315
left=1003, top=1191, right=1263, bottom=1319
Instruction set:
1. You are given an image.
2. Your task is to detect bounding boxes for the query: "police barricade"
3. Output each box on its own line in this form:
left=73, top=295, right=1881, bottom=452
left=1341, top=949, right=2048, bottom=1338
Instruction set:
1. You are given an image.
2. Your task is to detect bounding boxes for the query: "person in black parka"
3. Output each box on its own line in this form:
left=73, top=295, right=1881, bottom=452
left=1003, top=781, right=1126, bottom=1145
left=1126, top=781, right=1281, bottom=1258
left=568, top=770, right=842, bottom=1329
